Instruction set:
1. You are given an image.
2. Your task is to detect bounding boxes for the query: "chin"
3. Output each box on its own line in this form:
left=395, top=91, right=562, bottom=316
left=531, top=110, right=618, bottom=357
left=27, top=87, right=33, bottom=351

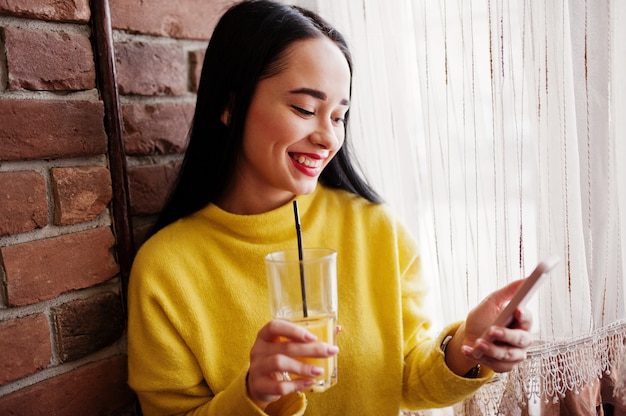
left=292, top=182, right=318, bottom=196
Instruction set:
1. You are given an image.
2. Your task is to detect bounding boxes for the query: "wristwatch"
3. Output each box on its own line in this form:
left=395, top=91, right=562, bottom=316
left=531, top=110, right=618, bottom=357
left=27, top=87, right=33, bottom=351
left=441, top=335, right=481, bottom=378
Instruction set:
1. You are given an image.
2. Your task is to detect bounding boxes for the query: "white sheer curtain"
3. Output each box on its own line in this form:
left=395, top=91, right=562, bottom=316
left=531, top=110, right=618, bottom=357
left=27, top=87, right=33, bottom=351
left=310, top=0, right=626, bottom=414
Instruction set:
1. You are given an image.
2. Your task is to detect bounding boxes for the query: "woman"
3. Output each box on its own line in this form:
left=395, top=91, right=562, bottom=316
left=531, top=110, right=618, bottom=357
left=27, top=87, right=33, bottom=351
left=127, top=1, right=533, bottom=414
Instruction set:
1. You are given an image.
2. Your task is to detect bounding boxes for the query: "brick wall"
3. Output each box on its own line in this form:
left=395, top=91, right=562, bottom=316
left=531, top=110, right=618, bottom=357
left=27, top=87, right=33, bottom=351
left=0, top=0, right=236, bottom=414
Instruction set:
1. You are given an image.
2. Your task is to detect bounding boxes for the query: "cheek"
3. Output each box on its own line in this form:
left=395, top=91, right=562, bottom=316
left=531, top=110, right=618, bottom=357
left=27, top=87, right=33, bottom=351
left=334, top=127, right=346, bottom=149
left=246, top=106, right=293, bottom=145
left=338, top=128, right=346, bottom=145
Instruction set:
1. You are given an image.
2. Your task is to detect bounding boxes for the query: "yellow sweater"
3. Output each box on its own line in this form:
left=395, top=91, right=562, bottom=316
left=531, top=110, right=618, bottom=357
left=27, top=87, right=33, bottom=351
left=127, top=185, right=490, bottom=415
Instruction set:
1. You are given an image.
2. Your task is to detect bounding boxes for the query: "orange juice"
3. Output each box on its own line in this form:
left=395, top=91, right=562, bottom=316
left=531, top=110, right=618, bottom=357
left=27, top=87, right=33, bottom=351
left=265, top=248, right=338, bottom=392
left=285, top=313, right=337, bottom=392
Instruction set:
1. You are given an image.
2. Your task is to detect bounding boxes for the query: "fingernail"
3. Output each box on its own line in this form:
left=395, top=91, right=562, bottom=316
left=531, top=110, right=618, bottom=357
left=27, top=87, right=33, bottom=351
left=463, top=344, right=483, bottom=360
left=328, top=345, right=339, bottom=354
left=304, top=331, right=317, bottom=342
left=491, top=327, right=504, bottom=337
left=461, top=345, right=472, bottom=356
left=311, top=366, right=324, bottom=376
left=477, top=339, right=490, bottom=351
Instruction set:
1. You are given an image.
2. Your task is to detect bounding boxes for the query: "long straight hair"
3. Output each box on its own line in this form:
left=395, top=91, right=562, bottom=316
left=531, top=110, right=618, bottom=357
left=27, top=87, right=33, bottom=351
left=151, top=0, right=382, bottom=235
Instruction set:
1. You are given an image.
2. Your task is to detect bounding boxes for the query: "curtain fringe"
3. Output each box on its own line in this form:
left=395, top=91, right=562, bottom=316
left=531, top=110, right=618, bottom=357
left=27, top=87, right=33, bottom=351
left=453, top=320, right=626, bottom=415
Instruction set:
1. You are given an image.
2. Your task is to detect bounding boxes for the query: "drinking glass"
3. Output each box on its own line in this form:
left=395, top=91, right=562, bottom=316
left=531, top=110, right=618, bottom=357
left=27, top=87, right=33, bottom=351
left=264, top=248, right=338, bottom=392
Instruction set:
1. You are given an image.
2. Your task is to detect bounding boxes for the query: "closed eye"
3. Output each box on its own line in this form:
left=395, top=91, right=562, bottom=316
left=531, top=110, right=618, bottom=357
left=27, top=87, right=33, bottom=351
left=292, top=105, right=314, bottom=116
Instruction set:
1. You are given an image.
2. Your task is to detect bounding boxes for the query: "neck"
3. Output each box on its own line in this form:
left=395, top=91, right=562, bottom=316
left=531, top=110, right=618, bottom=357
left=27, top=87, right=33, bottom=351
left=216, top=188, right=297, bottom=215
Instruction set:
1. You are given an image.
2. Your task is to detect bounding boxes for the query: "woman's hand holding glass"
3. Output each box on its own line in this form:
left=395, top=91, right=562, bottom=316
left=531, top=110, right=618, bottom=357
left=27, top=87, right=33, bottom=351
left=246, top=319, right=339, bottom=410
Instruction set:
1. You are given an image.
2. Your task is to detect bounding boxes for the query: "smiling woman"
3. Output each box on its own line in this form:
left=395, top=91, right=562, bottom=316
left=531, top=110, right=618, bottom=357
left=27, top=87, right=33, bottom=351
left=147, top=0, right=381, bottom=234
left=219, top=36, right=351, bottom=214
left=126, top=1, right=539, bottom=415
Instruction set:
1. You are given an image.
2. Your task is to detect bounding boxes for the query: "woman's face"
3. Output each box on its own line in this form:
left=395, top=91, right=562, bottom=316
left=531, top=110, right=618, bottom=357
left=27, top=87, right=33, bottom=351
left=220, top=36, right=351, bottom=214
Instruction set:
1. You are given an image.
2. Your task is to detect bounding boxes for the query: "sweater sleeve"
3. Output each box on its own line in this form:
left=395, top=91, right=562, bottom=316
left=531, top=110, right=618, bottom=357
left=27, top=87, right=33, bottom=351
left=134, top=369, right=303, bottom=416
left=127, top=243, right=307, bottom=416
left=402, top=323, right=494, bottom=409
left=395, top=223, right=493, bottom=409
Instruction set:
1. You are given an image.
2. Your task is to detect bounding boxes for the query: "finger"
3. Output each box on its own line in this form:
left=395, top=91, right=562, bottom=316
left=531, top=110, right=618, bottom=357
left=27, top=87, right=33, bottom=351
left=248, top=372, right=315, bottom=404
left=252, top=351, right=329, bottom=380
left=255, top=376, right=316, bottom=399
left=258, top=319, right=317, bottom=343
left=280, top=378, right=317, bottom=394
left=465, top=335, right=529, bottom=363
left=511, top=308, right=533, bottom=331
left=248, top=355, right=325, bottom=402
left=481, top=326, right=533, bottom=349
left=463, top=350, right=526, bottom=374
left=488, top=278, right=527, bottom=307
left=501, top=328, right=533, bottom=349
left=273, top=341, right=339, bottom=359
left=476, top=345, right=528, bottom=373
left=247, top=359, right=304, bottom=403
left=467, top=329, right=531, bottom=361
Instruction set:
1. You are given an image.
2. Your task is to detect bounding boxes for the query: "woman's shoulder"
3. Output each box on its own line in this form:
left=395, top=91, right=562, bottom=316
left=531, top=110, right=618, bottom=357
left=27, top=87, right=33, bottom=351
left=313, top=186, right=411, bottom=245
left=132, top=213, right=207, bottom=269
left=317, top=184, right=385, bottom=209
left=315, top=186, right=420, bottom=261
left=317, top=185, right=396, bottom=221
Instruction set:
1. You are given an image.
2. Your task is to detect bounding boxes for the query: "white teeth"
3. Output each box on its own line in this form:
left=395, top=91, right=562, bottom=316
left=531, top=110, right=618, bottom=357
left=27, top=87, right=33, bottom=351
left=292, top=154, right=321, bottom=168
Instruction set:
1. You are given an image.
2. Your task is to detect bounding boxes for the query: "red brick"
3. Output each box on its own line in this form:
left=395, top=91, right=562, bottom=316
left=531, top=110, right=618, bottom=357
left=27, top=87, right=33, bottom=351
left=2, top=27, right=95, bottom=91
left=128, top=162, right=181, bottom=216
left=0, top=171, right=48, bottom=236
left=110, top=0, right=235, bottom=40
left=115, top=42, right=187, bottom=96
left=0, top=314, right=52, bottom=385
left=51, top=167, right=112, bottom=226
left=0, top=355, right=134, bottom=415
left=189, top=48, right=205, bottom=93
left=0, top=99, right=107, bottom=161
left=52, top=292, right=125, bottom=362
left=122, top=102, right=194, bottom=155
left=0, top=0, right=90, bottom=22
left=2, top=227, right=120, bottom=307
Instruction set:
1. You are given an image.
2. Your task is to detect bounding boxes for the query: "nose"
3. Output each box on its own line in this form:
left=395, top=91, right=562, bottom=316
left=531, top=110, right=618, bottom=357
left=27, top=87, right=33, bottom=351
left=310, top=119, right=342, bottom=150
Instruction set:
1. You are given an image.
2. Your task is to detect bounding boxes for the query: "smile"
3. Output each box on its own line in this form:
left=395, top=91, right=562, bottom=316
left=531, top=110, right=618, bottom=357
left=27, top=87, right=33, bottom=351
left=289, top=153, right=322, bottom=168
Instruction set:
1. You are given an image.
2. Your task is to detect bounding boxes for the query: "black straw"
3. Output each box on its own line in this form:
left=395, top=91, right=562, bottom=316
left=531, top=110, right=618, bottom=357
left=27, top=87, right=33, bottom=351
left=293, top=200, right=308, bottom=317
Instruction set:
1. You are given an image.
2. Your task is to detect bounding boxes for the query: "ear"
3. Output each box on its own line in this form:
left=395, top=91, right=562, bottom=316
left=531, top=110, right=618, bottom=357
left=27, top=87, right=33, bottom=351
left=220, top=107, right=231, bottom=126
left=220, top=94, right=234, bottom=126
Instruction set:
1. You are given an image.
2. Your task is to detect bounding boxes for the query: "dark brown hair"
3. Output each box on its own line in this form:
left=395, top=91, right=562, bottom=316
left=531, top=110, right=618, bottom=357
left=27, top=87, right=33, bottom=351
left=152, top=0, right=381, bottom=234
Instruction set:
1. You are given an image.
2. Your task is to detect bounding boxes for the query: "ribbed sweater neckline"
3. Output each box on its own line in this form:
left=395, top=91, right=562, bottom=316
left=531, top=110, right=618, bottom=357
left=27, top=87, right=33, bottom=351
left=194, top=188, right=319, bottom=243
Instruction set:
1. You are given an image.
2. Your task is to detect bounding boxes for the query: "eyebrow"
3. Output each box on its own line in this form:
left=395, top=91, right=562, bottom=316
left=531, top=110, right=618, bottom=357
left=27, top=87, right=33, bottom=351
left=289, top=88, right=350, bottom=106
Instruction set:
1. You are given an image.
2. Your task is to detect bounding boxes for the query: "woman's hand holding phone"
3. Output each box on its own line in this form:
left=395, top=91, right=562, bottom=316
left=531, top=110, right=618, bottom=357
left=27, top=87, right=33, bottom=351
left=470, top=256, right=560, bottom=361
